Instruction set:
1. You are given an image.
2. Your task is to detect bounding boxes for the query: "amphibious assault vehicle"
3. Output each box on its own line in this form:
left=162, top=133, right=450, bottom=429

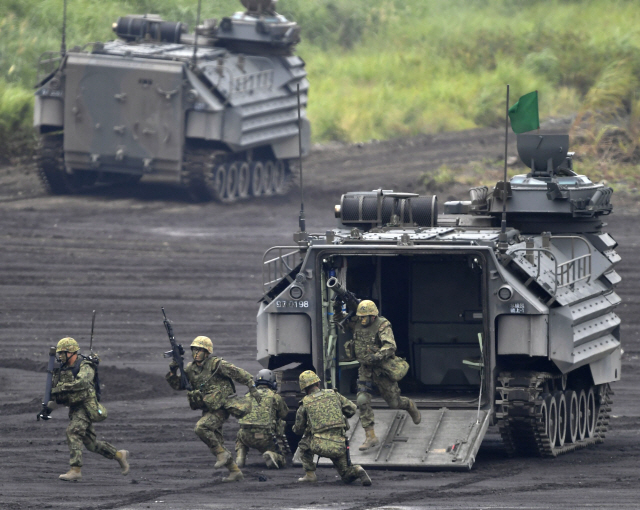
left=33, top=0, right=310, bottom=201
left=257, top=133, right=620, bottom=469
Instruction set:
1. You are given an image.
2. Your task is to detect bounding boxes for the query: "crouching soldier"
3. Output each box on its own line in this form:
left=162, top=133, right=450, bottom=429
left=235, top=369, right=289, bottom=469
left=293, top=370, right=371, bottom=486
left=47, top=337, right=129, bottom=481
left=166, top=335, right=262, bottom=482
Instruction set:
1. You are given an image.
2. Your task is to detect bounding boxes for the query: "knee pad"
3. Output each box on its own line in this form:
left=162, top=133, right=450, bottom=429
left=356, top=392, right=370, bottom=407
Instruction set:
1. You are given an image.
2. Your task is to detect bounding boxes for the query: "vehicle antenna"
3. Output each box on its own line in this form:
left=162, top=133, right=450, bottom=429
left=60, top=0, right=67, bottom=57
left=191, top=0, right=203, bottom=66
left=498, top=84, right=510, bottom=253
left=296, top=83, right=306, bottom=234
left=89, top=310, right=96, bottom=354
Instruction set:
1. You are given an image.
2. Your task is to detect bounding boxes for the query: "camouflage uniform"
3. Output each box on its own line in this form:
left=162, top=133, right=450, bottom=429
left=51, top=357, right=118, bottom=468
left=345, top=316, right=414, bottom=429
left=235, top=386, right=289, bottom=467
left=166, top=356, right=254, bottom=461
left=292, top=388, right=364, bottom=483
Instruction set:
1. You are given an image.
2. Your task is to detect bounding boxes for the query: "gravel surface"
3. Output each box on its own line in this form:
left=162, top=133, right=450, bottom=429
left=1, top=123, right=638, bottom=509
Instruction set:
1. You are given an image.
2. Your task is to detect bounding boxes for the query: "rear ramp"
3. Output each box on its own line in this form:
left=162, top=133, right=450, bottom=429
left=295, top=408, right=492, bottom=470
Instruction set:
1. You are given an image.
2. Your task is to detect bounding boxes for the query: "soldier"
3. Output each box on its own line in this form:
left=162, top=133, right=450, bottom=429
left=338, top=300, right=421, bottom=451
left=166, top=335, right=262, bottom=482
left=47, top=337, right=129, bottom=481
left=235, top=369, right=289, bottom=469
left=292, top=370, right=372, bottom=486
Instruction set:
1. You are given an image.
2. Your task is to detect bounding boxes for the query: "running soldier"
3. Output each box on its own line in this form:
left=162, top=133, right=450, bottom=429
left=166, top=335, right=262, bottom=482
left=337, top=300, right=421, bottom=451
left=292, top=370, right=371, bottom=486
left=235, top=369, right=289, bottom=469
left=47, top=337, right=129, bottom=481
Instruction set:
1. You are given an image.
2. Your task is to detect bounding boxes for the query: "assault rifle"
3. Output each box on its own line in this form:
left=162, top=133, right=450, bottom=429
left=326, top=277, right=361, bottom=329
left=37, top=346, right=57, bottom=421
left=162, top=308, right=192, bottom=391
left=345, top=436, right=352, bottom=466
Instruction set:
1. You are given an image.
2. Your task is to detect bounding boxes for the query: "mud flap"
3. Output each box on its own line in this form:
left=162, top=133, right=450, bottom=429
left=295, top=408, right=491, bottom=470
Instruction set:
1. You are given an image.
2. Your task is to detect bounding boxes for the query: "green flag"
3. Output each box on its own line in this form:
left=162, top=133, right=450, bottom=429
left=508, top=91, right=539, bottom=134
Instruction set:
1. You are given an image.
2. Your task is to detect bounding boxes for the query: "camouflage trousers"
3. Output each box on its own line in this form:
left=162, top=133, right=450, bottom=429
left=195, top=408, right=230, bottom=456
left=235, top=427, right=286, bottom=467
left=357, top=364, right=412, bottom=429
left=67, top=406, right=117, bottom=467
left=298, top=436, right=361, bottom=483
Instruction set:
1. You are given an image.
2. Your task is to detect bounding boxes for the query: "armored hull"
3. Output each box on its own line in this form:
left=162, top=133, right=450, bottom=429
left=34, top=2, right=310, bottom=202
left=256, top=134, right=620, bottom=469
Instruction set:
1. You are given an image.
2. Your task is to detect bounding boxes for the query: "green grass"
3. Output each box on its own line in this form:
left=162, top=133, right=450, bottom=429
left=2, top=0, right=640, bottom=173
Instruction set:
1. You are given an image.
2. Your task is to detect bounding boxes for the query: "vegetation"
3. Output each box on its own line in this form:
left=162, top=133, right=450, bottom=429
left=2, top=0, right=640, bottom=184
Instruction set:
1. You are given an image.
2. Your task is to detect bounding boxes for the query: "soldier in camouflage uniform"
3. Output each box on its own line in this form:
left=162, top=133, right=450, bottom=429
left=166, top=335, right=262, bottom=482
left=337, top=300, right=421, bottom=451
left=47, top=337, right=129, bottom=481
left=235, top=369, right=289, bottom=469
left=292, top=370, right=371, bottom=486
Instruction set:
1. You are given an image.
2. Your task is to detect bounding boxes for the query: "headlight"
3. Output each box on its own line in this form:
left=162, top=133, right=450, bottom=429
left=497, top=285, right=513, bottom=301
left=289, top=286, right=304, bottom=300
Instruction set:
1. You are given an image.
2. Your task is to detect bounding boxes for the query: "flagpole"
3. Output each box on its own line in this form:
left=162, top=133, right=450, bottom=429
left=498, top=84, right=509, bottom=253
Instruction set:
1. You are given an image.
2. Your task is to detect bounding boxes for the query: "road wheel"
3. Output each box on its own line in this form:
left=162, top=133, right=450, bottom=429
left=544, top=394, right=558, bottom=447
left=554, top=391, right=567, bottom=447
left=223, top=162, right=239, bottom=202
left=565, top=390, right=578, bottom=444
left=586, top=387, right=597, bottom=438
left=237, top=162, right=250, bottom=199
left=577, top=389, right=587, bottom=441
left=272, top=160, right=287, bottom=194
left=250, top=161, right=264, bottom=196
left=206, top=163, right=226, bottom=202
left=262, top=160, right=275, bottom=195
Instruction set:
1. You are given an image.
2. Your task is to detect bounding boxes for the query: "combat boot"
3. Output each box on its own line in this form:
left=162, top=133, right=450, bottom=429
left=115, top=450, right=130, bottom=475
left=407, top=400, right=422, bottom=425
left=236, top=446, right=247, bottom=468
left=263, top=451, right=280, bottom=469
left=359, top=426, right=380, bottom=451
left=297, top=471, right=318, bottom=483
left=354, top=465, right=372, bottom=486
left=59, top=467, right=82, bottom=481
left=222, top=463, right=244, bottom=482
left=213, top=446, right=232, bottom=469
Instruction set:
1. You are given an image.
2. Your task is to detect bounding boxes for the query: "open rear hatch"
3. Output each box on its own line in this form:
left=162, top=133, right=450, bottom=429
left=295, top=407, right=491, bottom=470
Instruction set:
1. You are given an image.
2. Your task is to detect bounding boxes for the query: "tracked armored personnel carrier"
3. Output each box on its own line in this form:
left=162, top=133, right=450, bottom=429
left=33, top=0, right=310, bottom=201
left=257, top=133, right=620, bottom=469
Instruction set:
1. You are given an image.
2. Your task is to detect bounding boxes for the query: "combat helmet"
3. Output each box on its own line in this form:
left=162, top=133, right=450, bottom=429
left=356, top=300, right=379, bottom=316
left=255, top=369, right=277, bottom=390
left=56, top=337, right=80, bottom=353
left=190, top=336, right=213, bottom=354
left=299, top=370, right=321, bottom=392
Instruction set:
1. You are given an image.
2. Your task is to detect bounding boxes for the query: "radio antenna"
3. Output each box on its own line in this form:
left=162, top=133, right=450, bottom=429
left=191, top=0, right=202, bottom=66
left=60, top=0, right=67, bottom=56
left=296, top=83, right=306, bottom=234
left=89, top=310, right=96, bottom=354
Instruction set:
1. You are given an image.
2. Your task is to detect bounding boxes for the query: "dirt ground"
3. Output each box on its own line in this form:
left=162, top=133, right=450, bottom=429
left=1, top=121, right=639, bottom=510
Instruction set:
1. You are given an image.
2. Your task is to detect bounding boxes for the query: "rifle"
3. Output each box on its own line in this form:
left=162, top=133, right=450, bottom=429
left=162, top=308, right=192, bottom=390
left=85, top=310, right=102, bottom=401
left=326, top=277, right=361, bottom=329
left=345, top=436, right=352, bottom=467
left=37, top=346, right=57, bottom=421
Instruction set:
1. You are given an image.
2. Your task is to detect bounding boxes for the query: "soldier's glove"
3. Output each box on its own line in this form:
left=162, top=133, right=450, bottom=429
left=187, top=389, right=204, bottom=410
left=169, top=360, right=179, bottom=373
left=51, top=383, right=71, bottom=395
left=365, top=352, right=385, bottom=364
left=46, top=400, right=59, bottom=412
left=249, top=385, right=263, bottom=404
